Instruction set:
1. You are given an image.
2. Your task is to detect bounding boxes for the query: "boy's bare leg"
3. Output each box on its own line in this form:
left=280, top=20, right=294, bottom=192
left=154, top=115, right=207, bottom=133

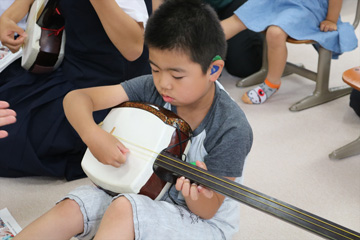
left=94, top=196, right=134, bottom=240
left=14, top=199, right=84, bottom=240
left=266, top=25, right=288, bottom=85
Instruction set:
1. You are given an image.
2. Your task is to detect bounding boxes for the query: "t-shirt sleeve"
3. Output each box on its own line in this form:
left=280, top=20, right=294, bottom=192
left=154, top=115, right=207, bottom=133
left=115, top=0, right=149, bottom=28
left=121, top=74, right=165, bottom=106
left=205, top=119, right=252, bottom=177
left=203, top=91, right=253, bottom=178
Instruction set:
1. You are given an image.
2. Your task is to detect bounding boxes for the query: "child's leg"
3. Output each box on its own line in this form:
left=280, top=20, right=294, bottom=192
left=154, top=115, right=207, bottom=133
left=94, top=196, right=134, bottom=240
left=266, top=26, right=288, bottom=85
left=14, top=199, right=84, bottom=240
left=221, top=15, right=248, bottom=40
left=242, top=25, right=288, bottom=104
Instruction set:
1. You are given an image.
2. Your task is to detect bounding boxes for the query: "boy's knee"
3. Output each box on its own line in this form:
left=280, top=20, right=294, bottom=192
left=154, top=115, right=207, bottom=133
left=107, top=196, right=133, bottom=221
left=57, top=198, right=82, bottom=217
left=112, top=196, right=132, bottom=209
left=51, top=198, right=85, bottom=234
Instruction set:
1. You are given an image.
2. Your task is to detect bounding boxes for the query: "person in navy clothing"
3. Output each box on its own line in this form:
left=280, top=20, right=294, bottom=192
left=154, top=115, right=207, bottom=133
left=0, top=0, right=152, bottom=180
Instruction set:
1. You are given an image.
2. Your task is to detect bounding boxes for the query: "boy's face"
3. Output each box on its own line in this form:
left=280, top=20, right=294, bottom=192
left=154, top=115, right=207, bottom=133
left=149, top=48, right=217, bottom=108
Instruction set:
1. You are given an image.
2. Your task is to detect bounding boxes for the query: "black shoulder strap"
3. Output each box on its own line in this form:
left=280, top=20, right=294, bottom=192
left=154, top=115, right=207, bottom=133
left=144, top=0, right=153, bottom=16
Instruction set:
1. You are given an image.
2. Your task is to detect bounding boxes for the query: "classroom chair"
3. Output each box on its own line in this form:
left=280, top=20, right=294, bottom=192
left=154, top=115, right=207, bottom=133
left=329, top=66, right=360, bottom=159
left=236, top=1, right=360, bottom=111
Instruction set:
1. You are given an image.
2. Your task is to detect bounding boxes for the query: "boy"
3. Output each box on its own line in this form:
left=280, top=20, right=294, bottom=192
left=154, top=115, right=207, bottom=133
left=14, top=0, right=252, bottom=239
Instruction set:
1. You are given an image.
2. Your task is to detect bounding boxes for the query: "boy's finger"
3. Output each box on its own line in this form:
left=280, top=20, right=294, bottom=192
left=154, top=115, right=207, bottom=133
left=198, top=185, right=214, bottom=198
left=190, top=183, right=199, bottom=200
left=182, top=179, right=191, bottom=197
left=116, top=142, right=129, bottom=155
left=111, top=160, right=122, bottom=168
left=175, top=176, right=185, bottom=190
left=196, top=160, right=207, bottom=170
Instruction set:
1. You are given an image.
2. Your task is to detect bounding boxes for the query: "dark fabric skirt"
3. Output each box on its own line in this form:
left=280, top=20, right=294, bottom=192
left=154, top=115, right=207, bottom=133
left=350, top=89, right=360, bottom=118
left=0, top=59, right=109, bottom=180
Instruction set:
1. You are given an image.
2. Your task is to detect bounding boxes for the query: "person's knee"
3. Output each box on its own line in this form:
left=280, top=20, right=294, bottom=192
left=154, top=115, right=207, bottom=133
left=50, top=198, right=85, bottom=235
left=112, top=196, right=132, bottom=210
left=266, top=26, right=287, bottom=46
left=106, top=196, right=134, bottom=224
left=56, top=198, right=83, bottom=220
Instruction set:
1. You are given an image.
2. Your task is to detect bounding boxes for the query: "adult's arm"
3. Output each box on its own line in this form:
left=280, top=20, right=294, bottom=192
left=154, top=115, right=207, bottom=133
left=0, top=0, right=33, bottom=52
left=90, top=0, right=146, bottom=61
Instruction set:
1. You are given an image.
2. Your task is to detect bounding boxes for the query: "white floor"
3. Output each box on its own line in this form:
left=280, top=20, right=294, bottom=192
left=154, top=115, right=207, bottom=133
left=0, top=1, right=360, bottom=239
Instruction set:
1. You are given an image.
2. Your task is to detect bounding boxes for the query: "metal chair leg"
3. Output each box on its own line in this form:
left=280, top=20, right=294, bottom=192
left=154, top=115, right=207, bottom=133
left=236, top=68, right=268, bottom=87
left=329, top=135, right=360, bottom=159
left=236, top=34, right=311, bottom=86
left=289, top=47, right=351, bottom=111
left=236, top=39, right=268, bottom=87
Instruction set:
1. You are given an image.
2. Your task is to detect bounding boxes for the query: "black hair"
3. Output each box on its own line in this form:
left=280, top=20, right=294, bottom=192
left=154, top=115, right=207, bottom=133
left=145, top=0, right=227, bottom=74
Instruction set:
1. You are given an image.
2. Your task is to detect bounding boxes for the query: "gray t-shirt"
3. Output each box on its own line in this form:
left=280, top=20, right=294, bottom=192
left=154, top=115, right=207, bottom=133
left=121, top=74, right=253, bottom=238
left=121, top=74, right=253, bottom=177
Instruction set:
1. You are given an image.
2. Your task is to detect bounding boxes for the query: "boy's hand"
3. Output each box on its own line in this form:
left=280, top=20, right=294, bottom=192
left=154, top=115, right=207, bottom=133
left=175, top=161, right=214, bottom=201
left=0, top=16, right=27, bottom=53
left=85, top=127, right=129, bottom=168
left=320, top=20, right=337, bottom=32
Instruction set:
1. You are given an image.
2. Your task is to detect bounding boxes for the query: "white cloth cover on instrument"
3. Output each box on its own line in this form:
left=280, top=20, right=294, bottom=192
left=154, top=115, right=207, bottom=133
left=82, top=106, right=189, bottom=199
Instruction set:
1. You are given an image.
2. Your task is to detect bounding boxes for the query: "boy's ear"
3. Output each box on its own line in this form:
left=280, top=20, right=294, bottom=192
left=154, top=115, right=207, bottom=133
left=208, top=60, right=224, bottom=81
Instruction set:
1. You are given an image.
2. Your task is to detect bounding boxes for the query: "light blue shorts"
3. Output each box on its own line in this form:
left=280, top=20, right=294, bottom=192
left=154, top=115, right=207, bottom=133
left=60, top=184, right=239, bottom=240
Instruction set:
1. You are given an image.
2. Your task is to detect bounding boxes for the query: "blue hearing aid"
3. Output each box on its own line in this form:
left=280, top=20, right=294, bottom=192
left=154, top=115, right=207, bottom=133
left=211, top=65, right=219, bottom=75
left=210, top=55, right=222, bottom=75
